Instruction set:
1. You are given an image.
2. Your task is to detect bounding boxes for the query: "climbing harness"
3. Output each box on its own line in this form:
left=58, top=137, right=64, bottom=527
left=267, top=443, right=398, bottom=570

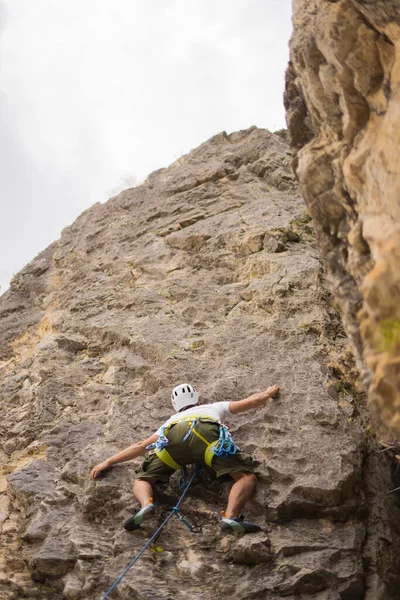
left=147, top=417, right=238, bottom=470
left=101, top=468, right=200, bottom=600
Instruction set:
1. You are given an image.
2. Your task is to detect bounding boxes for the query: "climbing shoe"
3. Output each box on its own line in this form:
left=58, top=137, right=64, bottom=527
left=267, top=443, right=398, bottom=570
left=220, top=513, right=261, bottom=534
left=124, top=500, right=156, bottom=531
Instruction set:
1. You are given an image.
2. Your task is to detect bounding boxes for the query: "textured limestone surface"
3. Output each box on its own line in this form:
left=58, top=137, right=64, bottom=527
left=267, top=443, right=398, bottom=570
left=1, top=128, right=400, bottom=599
left=285, top=0, right=400, bottom=433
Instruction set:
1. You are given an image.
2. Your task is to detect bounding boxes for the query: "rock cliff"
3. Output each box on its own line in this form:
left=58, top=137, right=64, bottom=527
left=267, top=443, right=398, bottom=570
left=1, top=128, right=400, bottom=599
left=285, top=0, right=400, bottom=433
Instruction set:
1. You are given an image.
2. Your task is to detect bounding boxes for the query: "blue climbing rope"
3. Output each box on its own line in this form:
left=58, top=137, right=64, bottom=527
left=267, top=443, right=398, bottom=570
left=179, top=467, right=187, bottom=489
left=101, top=468, right=200, bottom=599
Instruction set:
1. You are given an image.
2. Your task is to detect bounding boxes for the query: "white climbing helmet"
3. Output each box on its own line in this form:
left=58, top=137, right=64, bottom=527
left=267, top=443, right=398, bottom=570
left=171, top=383, right=199, bottom=412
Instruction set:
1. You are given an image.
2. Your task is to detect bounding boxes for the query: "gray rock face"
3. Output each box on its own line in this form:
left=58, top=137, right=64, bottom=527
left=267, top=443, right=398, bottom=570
left=1, top=127, right=400, bottom=599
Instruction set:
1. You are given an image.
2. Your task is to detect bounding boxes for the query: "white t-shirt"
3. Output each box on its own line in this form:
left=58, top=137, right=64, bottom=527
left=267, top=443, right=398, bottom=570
left=155, top=401, right=232, bottom=435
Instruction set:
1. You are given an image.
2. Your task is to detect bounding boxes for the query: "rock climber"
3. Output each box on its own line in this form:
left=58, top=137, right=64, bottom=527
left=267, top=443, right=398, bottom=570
left=90, top=382, right=279, bottom=534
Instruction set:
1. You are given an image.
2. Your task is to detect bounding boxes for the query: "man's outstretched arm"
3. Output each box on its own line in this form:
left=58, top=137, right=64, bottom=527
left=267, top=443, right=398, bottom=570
left=229, top=385, right=279, bottom=414
left=89, top=433, right=158, bottom=479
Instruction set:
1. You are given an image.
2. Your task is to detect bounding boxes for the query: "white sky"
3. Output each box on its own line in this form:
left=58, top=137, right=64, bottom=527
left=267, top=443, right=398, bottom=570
left=0, top=0, right=292, bottom=293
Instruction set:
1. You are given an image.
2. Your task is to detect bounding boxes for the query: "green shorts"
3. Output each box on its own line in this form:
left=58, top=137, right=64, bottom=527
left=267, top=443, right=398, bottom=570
left=135, top=419, right=256, bottom=483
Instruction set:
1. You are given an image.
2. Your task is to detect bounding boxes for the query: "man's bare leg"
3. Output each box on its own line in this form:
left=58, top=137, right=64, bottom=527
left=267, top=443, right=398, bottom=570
left=224, top=472, right=257, bottom=518
left=124, top=478, right=156, bottom=530
left=133, top=478, right=155, bottom=508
